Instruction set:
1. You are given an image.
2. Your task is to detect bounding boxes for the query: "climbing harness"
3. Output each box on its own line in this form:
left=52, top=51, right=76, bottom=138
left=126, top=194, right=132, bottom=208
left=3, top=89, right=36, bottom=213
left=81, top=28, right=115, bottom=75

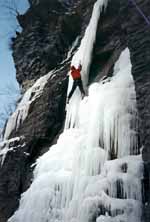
left=129, top=0, right=150, bottom=26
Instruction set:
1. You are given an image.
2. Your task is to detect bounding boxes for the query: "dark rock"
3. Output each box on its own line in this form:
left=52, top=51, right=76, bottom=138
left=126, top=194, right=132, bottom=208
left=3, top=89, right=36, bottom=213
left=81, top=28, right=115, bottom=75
left=13, top=0, right=95, bottom=87
left=119, top=0, right=150, bottom=221
left=0, top=137, right=29, bottom=221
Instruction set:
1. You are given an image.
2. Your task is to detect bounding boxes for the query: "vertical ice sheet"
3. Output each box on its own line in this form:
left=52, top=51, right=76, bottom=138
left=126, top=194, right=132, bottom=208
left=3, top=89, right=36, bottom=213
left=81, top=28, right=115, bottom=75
left=65, top=0, right=109, bottom=129
left=71, top=0, right=109, bottom=86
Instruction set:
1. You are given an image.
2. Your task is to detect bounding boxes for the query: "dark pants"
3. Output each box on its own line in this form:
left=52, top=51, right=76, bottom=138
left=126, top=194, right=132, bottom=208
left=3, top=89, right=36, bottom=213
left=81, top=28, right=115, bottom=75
left=68, top=78, right=85, bottom=100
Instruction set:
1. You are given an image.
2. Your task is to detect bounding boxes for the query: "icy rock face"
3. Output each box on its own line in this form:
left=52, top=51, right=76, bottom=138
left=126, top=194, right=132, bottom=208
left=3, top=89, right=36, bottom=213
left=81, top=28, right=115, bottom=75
left=119, top=1, right=150, bottom=220
left=0, top=136, right=29, bottom=222
left=13, top=0, right=94, bottom=87
left=0, top=137, right=22, bottom=165
left=0, top=64, right=68, bottom=221
left=4, top=72, right=52, bottom=140
left=8, top=48, right=143, bottom=222
left=1, top=0, right=150, bottom=221
left=66, top=0, right=109, bottom=128
left=3, top=64, right=68, bottom=142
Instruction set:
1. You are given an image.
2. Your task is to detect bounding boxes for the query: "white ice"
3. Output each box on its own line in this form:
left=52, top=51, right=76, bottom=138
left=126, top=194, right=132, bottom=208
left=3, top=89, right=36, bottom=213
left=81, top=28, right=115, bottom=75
left=8, top=47, right=143, bottom=222
left=68, top=48, right=138, bottom=158
left=65, top=0, right=109, bottom=129
left=4, top=72, right=53, bottom=140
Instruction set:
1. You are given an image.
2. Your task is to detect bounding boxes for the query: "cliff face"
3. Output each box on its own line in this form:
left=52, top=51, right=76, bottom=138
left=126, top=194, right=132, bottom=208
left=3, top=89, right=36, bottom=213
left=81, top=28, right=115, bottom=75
left=121, top=1, right=150, bottom=220
left=13, top=0, right=95, bottom=88
left=0, top=0, right=150, bottom=221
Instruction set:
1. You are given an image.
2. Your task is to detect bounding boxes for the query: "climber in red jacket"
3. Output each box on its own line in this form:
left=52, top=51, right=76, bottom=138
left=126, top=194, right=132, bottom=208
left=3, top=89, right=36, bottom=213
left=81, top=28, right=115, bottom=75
left=67, top=64, right=85, bottom=103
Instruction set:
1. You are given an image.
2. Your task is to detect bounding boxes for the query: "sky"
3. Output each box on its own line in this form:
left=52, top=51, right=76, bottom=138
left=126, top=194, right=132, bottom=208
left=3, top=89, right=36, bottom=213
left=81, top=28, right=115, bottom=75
left=0, top=0, right=29, bottom=130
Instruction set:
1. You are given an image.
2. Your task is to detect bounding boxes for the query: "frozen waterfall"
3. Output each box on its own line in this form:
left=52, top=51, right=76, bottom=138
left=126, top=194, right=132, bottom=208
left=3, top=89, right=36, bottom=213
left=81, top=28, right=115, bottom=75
left=8, top=0, right=143, bottom=221
left=8, top=48, right=143, bottom=222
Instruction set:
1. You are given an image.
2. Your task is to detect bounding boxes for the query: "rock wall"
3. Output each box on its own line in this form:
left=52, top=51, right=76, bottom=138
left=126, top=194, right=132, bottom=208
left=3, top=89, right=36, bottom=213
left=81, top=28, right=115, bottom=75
left=119, top=0, right=150, bottom=221
left=13, top=0, right=95, bottom=89
left=0, top=0, right=150, bottom=221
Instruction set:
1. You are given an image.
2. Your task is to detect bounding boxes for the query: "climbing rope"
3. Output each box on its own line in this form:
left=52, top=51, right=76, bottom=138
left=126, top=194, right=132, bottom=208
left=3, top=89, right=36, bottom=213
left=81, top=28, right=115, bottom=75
left=129, top=0, right=150, bottom=26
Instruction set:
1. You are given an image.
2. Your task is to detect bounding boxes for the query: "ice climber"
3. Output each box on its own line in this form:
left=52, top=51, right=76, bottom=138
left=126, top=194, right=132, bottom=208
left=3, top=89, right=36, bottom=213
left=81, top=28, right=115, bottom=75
left=67, top=63, right=85, bottom=103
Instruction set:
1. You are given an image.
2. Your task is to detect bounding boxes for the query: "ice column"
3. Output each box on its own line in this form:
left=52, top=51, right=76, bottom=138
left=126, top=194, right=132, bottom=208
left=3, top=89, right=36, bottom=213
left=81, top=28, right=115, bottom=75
left=65, top=0, right=109, bottom=129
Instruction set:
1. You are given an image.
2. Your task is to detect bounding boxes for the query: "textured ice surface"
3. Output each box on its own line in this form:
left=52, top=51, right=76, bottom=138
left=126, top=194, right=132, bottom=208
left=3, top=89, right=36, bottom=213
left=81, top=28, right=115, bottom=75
left=65, top=0, right=109, bottom=129
left=8, top=48, right=143, bottom=222
left=4, top=72, right=52, bottom=139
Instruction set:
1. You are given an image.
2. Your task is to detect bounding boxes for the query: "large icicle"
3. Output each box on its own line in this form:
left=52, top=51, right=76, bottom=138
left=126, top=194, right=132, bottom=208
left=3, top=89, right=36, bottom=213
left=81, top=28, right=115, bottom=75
left=65, top=0, right=109, bottom=129
left=8, top=48, right=143, bottom=222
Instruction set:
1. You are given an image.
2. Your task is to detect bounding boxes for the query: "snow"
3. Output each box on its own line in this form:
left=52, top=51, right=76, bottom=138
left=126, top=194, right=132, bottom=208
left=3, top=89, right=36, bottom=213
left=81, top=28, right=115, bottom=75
left=65, top=0, right=109, bottom=129
left=8, top=47, right=143, bottom=222
left=4, top=72, right=52, bottom=140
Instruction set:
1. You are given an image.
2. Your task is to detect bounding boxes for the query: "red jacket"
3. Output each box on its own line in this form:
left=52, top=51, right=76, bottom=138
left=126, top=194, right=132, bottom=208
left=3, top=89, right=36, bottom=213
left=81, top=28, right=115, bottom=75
left=70, top=66, right=82, bottom=80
